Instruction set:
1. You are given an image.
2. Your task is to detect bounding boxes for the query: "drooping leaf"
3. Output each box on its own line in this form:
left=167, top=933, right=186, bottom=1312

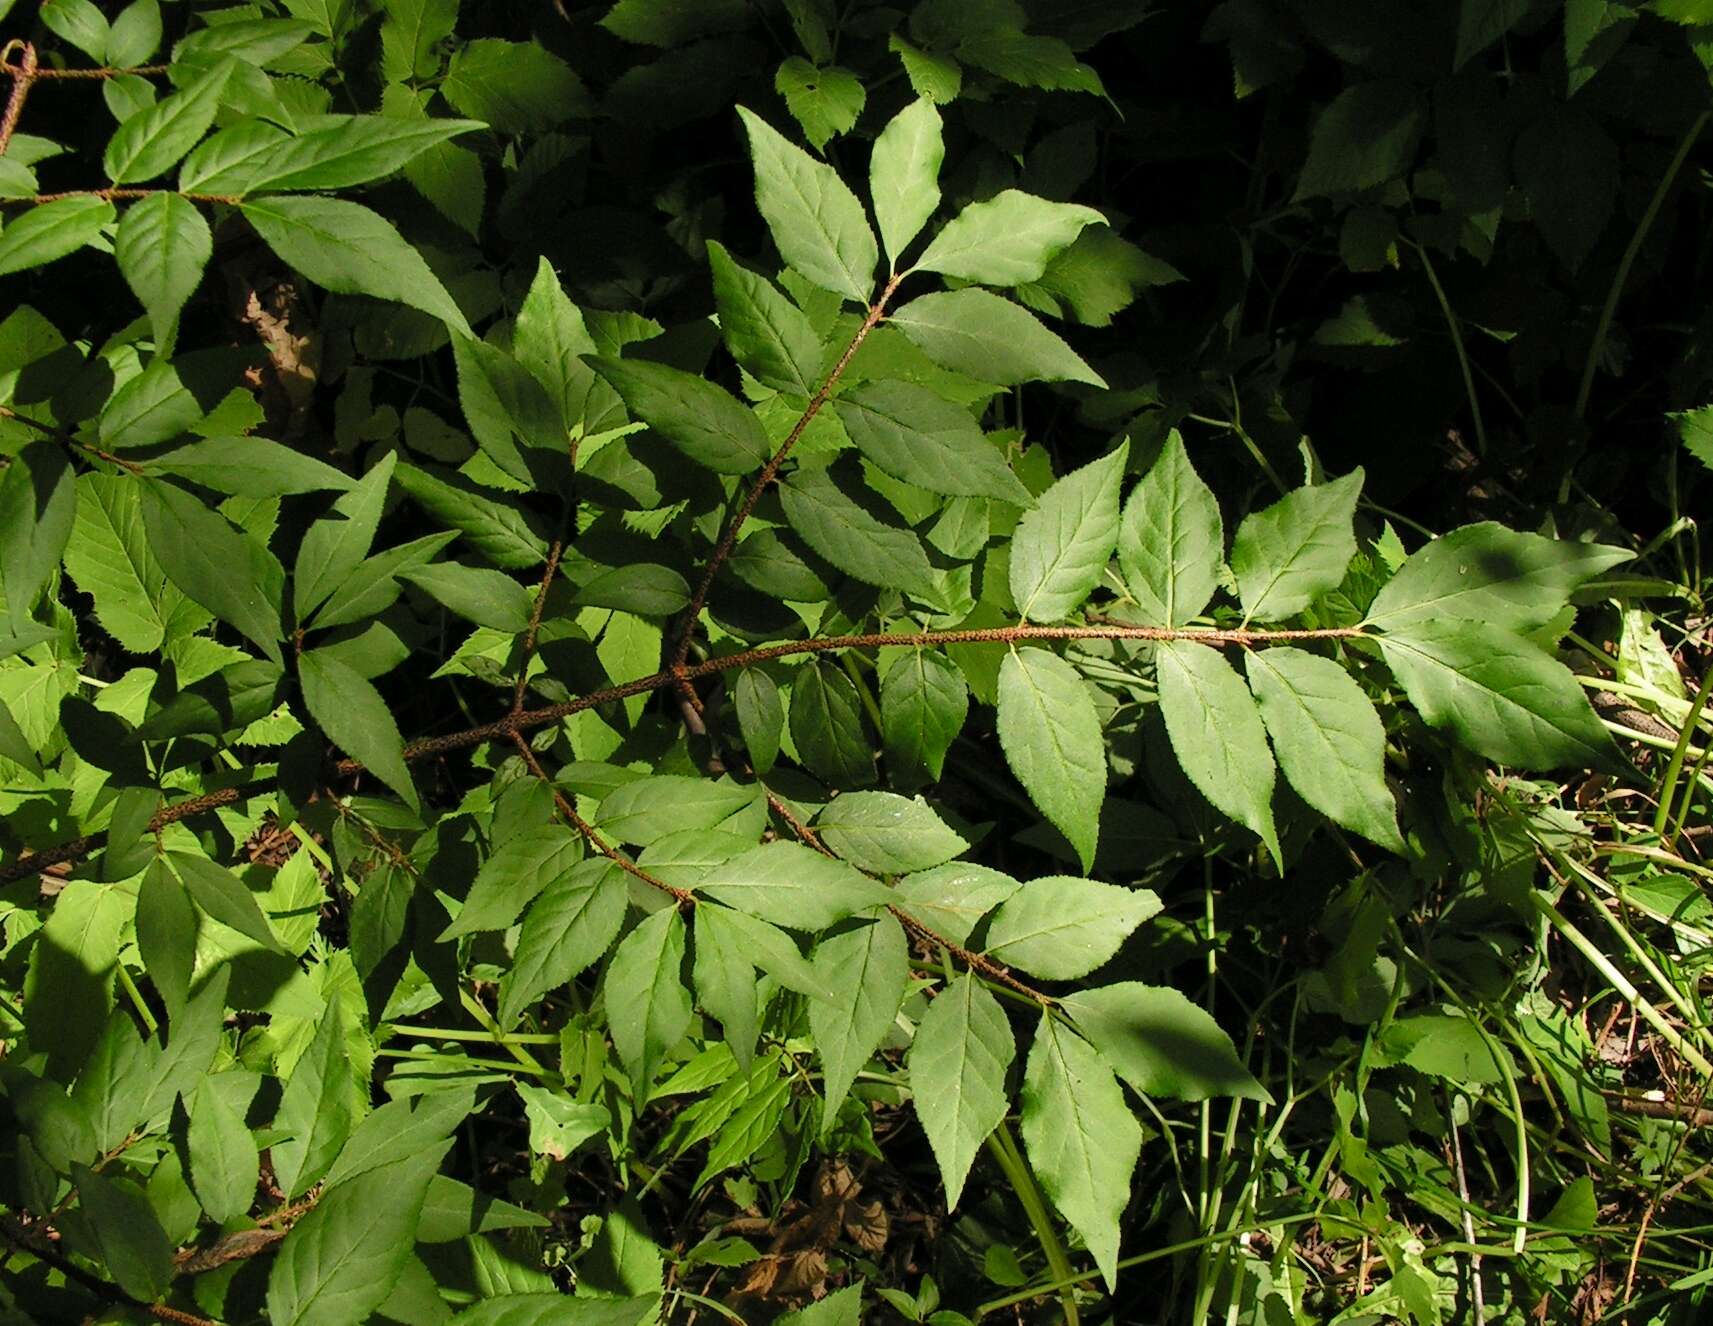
left=1060, top=982, right=1270, bottom=1101
left=393, top=462, right=549, bottom=570
left=500, top=863, right=626, bottom=1027
left=1228, top=469, right=1362, bottom=622
left=888, top=288, right=1104, bottom=386
left=880, top=648, right=968, bottom=783
left=1365, top=522, right=1633, bottom=634
left=0, top=442, right=75, bottom=630
left=299, top=648, right=419, bottom=810
left=734, top=667, right=783, bottom=773
left=135, top=858, right=196, bottom=1014
left=597, top=775, right=760, bottom=847
left=70, top=1163, right=175, bottom=1303
left=917, top=189, right=1103, bottom=286
left=1155, top=640, right=1281, bottom=866
left=606, top=907, right=693, bottom=1097
left=834, top=381, right=1033, bottom=504
left=308, top=531, right=457, bottom=631
left=1514, top=103, right=1618, bottom=272
left=441, top=824, right=584, bottom=940
left=442, top=38, right=589, bottom=132
left=1293, top=81, right=1425, bottom=200
left=984, top=876, right=1160, bottom=980
left=779, top=462, right=938, bottom=601
left=246, top=115, right=485, bottom=192
left=708, top=239, right=824, bottom=398
left=588, top=355, right=771, bottom=474
left=737, top=105, right=878, bottom=304
left=150, top=435, right=354, bottom=498
left=996, top=647, right=1106, bottom=871
left=699, top=841, right=891, bottom=931
left=114, top=191, right=212, bottom=347
left=104, top=59, right=229, bottom=183
left=809, top=912, right=908, bottom=1131
left=187, top=1075, right=260, bottom=1223
left=1245, top=646, right=1404, bottom=853
left=1019, top=1014, right=1140, bottom=1291
left=813, top=791, right=969, bottom=875
left=169, top=850, right=290, bottom=955
left=691, top=904, right=762, bottom=1067
left=398, top=561, right=533, bottom=633
left=1376, top=620, right=1623, bottom=771
left=1010, top=441, right=1127, bottom=621
left=242, top=196, right=471, bottom=335
left=789, top=657, right=876, bottom=789
left=908, top=973, right=1014, bottom=1209
left=0, top=195, right=116, bottom=278
left=269, top=996, right=359, bottom=1200
left=869, top=97, right=944, bottom=266
left=138, top=480, right=285, bottom=662
left=1117, top=430, right=1223, bottom=626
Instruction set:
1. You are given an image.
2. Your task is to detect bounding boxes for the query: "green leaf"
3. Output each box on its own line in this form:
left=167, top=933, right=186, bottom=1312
left=1229, top=469, right=1362, bottom=622
left=996, top=647, right=1105, bottom=872
left=393, top=462, right=548, bottom=570
left=1020, top=1015, right=1140, bottom=1292
left=71, top=1163, right=174, bottom=1302
left=1061, top=983, right=1269, bottom=1102
left=1364, top=522, right=1633, bottom=634
left=737, top=105, right=878, bottom=304
left=692, top=903, right=762, bottom=1067
left=907, top=972, right=1013, bottom=1209
left=1378, top=1013, right=1508, bottom=1085
left=700, top=841, right=891, bottom=931
left=1456, top=0, right=1531, bottom=67
left=267, top=1150, right=444, bottom=1326
left=708, top=240, right=824, bottom=397
left=500, top=863, right=626, bottom=1041
left=1245, top=647, right=1404, bottom=853
left=64, top=474, right=203, bottom=654
left=380, top=0, right=457, bottom=82
left=270, top=996, right=359, bottom=1200
left=449, top=1296, right=660, bottom=1326
left=442, top=823, right=584, bottom=940
left=452, top=334, right=565, bottom=487
left=960, top=27, right=1103, bottom=93
left=588, top=355, right=770, bottom=474
left=398, top=561, right=532, bottom=632
left=889, top=289, right=1104, bottom=386
left=41, top=0, right=110, bottom=60
left=135, top=858, right=195, bottom=1013
left=809, top=912, right=908, bottom=1131
left=870, top=98, right=944, bottom=267
left=893, top=864, right=1019, bottom=946
left=1376, top=620, right=1622, bottom=771
left=985, top=876, right=1160, bottom=980
left=104, top=59, right=229, bottom=183
left=734, top=667, right=783, bottom=773
left=598, top=776, right=760, bottom=847
left=348, top=861, right=412, bottom=980
left=0, top=442, right=75, bottom=630
left=241, top=196, right=470, bottom=335
left=813, top=791, right=969, bottom=875
left=606, top=907, right=693, bottom=1098
left=24, top=880, right=131, bottom=1078
left=890, top=34, right=962, bottom=103
left=1676, top=404, right=1713, bottom=473
left=1293, top=81, right=1425, bottom=200
left=150, top=435, right=354, bottom=497
left=114, top=192, right=212, bottom=347
left=918, top=190, right=1103, bottom=286
left=0, top=195, right=115, bottom=277
left=1155, top=640, right=1281, bottom=866
left=169, top=850, right=289, bottom=955
left=1514, top=103, right=1617, bottom=272
left=442, top=38, right=589, bottom=132
left=513, top=257, right=604, bottom=432
left=775, top=58, right=865, bottom=152
left=418, top=1172, right=550, bottom=1241
left=188, top=1076, right=260, bottom=1223
left=601, top=0, right=748, bottom=44
left=309, top=531, right=456, bottom=631
left=298, top=648, right=419, bottom=810
left=1010, top=441, right=1127, bottom=621
left=835, top=381, right=1032, bottom=504
left=323, top=1089, right=474, bottom=1191
left=779, top=461, right=937, bottom=600
left=178, top=118, right=290, bottom=193
left=789, top=657, right=876, bottom=788
left=0, top=697, right=39, bottom=775
left=248, top=115, right=485, bottom=192
left=572, top=563, right=689, bottom=617
left=1117, top=430, right=1223, bottom=626
left=699, top=905, right=836, bottom=1004
left=881, top=648, right=968, bottom=783
left=514, top=1085, right=608, bottom=1163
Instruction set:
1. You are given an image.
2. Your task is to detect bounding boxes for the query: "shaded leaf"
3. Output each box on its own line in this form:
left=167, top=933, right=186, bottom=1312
left=996, top=647, right=1105, bottom=871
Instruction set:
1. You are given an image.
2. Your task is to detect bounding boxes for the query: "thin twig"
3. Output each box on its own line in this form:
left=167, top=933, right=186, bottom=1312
left=0, top=41, right=38, bottom=157
left=2, top=61, right=170, bottom=80
left=671, top=272, right=906, bottom=669
left=509, top=733, right=694, bottom=907
left=8, top=187, right=243, bottom=205
left=511, top=538, right=563, bottom=715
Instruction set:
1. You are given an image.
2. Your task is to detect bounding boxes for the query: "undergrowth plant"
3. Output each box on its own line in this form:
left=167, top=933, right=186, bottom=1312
left=1, top=3, right=1712, bottom=1325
